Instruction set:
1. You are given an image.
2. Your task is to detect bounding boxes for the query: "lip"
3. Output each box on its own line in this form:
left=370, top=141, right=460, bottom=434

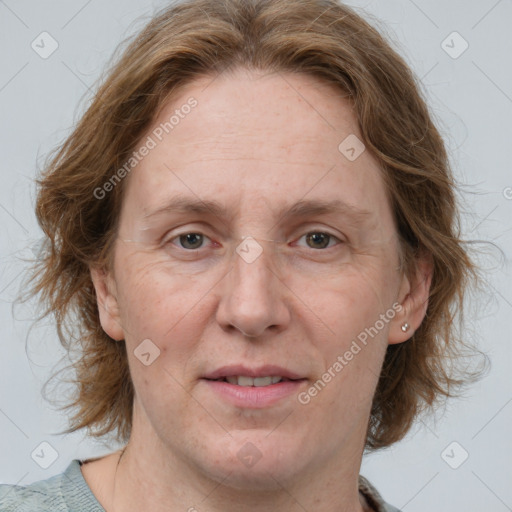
left=201, top=364, right=307, bottom=409
left=201, top=379, right=307, bottom=408
left=202, top=364, right=304, bottom=381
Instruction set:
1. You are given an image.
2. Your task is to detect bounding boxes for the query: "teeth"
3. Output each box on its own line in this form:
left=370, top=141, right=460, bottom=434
left=253, top=376, right=273, bottom=387
left=224, top=376, right=284, bottom=386
left=238, top=376, right=254, bottom=387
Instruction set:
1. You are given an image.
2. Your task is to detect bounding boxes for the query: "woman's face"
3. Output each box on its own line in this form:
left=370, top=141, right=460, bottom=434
left=93, top=68, right=416, bottom=488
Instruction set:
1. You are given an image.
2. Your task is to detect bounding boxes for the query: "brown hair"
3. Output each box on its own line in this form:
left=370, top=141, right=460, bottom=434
left=23, top=0, right=484, bottom=450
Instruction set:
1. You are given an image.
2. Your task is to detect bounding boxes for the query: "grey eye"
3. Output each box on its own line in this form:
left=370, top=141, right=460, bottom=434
left=297, top=232, right=339, bottom=250
left=177, top=233, right=205, bottom=250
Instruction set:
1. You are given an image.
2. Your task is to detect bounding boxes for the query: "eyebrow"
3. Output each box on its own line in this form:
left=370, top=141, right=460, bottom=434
left=142, top=196, right=373, bottom=225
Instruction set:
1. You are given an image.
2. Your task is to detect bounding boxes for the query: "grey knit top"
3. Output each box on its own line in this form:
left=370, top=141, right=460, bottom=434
left=0, top=459, right=402, bottom=511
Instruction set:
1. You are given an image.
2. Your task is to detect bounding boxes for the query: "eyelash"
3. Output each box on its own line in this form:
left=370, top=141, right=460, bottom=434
left=165, top=230, right=344, bottom=252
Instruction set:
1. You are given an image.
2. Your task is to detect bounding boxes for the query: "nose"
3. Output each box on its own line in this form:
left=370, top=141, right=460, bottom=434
left=215, top=237, right=291, bottom=338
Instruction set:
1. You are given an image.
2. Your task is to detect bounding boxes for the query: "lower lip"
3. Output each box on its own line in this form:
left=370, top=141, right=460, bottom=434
left=201, top=379, right=306, bottom=408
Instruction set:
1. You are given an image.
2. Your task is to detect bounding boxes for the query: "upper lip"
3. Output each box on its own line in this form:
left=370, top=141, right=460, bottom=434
left=202, top=365, right=305, bottom=380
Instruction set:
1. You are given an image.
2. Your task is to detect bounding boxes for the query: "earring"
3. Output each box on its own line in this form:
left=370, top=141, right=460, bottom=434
left=401, top=322, right=409, bottom=332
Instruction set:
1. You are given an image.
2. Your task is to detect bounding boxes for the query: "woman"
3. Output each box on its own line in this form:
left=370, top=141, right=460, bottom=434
left=0, top=0, right=481, bottom=510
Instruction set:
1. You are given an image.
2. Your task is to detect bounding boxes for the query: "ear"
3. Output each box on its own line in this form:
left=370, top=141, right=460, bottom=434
left=90, top=266, right=125, bottom=341
left=388, top=251, right=433, bottom=345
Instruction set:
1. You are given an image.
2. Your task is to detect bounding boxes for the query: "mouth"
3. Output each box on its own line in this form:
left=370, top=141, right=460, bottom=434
left=201, top=365, right=307, bottom=408
left=204, top=375, right=299, bottom=387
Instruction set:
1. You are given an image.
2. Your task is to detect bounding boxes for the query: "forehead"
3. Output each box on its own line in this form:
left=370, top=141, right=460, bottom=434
left=120, top=68, right=392, bottom=228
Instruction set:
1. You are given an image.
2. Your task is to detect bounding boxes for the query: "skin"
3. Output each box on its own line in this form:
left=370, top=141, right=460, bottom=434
left=87, top=67, right=432, bottom=512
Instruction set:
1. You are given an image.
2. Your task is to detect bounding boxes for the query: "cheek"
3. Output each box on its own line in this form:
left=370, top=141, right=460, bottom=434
left=295, top=259, right=397, bottom=408
left=112, top=252, right=226, bottom=383
left=302, top=260, right=396, bottom=339
left=115, top=253, right=203, bottom=331
left=114, top=257, right=211, bottom=423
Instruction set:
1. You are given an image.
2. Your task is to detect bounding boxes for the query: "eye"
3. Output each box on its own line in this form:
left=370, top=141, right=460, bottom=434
left=168, top=232, right=211, bottom=250
left=295, top=231, right=342, bottom=250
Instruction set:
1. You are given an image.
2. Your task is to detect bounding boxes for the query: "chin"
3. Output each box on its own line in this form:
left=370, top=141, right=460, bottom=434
left=197, top=432, right=311, bottom=491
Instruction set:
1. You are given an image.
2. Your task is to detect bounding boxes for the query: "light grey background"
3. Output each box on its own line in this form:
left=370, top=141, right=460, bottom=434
left=0, top=1, right=511, bottom=511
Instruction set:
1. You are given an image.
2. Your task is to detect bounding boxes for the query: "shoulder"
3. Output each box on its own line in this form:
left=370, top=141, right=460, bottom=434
left=359, top=474, right=402, bottom=512
left=0, top=460, right=104, bottom=512
left=0, top=470, right=65, bottom=512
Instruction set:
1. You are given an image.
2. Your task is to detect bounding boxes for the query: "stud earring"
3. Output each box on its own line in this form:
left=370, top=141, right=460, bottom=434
left=401, top=322, right=410, bottom=332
